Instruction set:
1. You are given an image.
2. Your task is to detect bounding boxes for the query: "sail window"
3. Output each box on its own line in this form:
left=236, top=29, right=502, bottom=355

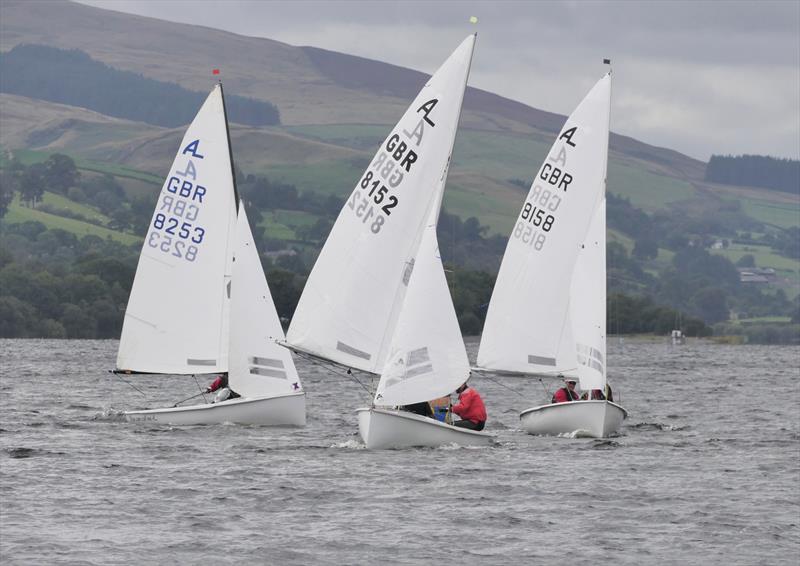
left=336, top=341, right=371, bottom=361
left=527, top=355, right=556, bottom=366
left=186, top=358, right=216, bottom=366
left=249, top=367, right=287, bottom=379
left=250, top=357, right=285, bottom=369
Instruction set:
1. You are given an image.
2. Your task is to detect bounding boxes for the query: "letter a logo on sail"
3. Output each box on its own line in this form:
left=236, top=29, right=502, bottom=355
left=182, top=139, right=205, bottom=159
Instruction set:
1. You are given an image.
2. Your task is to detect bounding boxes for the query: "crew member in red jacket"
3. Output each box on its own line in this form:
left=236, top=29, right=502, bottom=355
left=205, top=372, right=240, bottom=401
left=451, top=381, right=487, bottom=431
left=551, top=377, right=580, bottom=403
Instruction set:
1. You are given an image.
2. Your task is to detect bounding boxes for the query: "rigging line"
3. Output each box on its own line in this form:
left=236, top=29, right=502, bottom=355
left=192, top=374, right=209, bottom=404
left=108, top=370, right=150, bottom=401
left=477, top=371, right=526, bottom=398
left=293, top=350, right=373, bottom=396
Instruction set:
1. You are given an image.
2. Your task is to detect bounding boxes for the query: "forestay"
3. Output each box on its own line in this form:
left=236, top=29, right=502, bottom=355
left=477, top=74, right=611, bottom=376
left=375, top=186, right=469, bottom=406
left=117, top=85, right=237, bottom=374
left=228, top=205, right=302, bottom=398
left=287, top=34, right=476, bottom=373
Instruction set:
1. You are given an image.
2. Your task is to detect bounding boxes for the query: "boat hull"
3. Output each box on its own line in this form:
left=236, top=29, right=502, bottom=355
left=124, top=391, right=306, bottom=426
left=519, top=400, right=627, bottom=438
left=356, top=407, right=494, bottom=449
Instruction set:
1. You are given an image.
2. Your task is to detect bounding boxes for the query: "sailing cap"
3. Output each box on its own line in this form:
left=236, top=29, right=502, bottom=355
left=564, top=377, right=577, bottom=384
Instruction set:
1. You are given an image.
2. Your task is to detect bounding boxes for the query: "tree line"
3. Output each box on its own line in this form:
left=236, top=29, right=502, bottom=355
left=705, top=154, right=800, bottom=196
left=2, top=154, right=797, bottom=342
left=0, top=44, right=280, bottom=127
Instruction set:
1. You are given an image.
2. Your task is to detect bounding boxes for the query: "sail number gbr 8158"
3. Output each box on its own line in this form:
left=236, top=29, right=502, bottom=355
left=512, top=126, right=577, bottom=251
left=348, top=98, right=439, bottom=234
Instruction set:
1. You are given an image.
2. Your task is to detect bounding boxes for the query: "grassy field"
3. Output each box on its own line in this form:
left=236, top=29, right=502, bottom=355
left=736, top=316, right=793, bottom=324
left=711, top=242, right=799, bottom=273
left=608, top=163, right=696, bottom=209
left=9, top=148, right=162, bottom=185
left=5, top=197, right=141, bottom=245
left=260, top=209, right=320, bottom=240
left=24, top=191, right=111, bottom=224
left=738, top=198, right=799, bottom=230
left=282, top=124, right=388, bottom=151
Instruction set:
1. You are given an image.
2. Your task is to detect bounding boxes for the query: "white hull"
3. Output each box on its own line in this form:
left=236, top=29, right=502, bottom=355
left=124, top=391, right=306, bottom=426
left=356, top=407, right=494, bottom=449
left=519, top=400, right=627, bottom=438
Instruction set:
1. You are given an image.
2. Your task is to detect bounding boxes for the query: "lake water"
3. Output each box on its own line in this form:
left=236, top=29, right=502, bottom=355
left=1, top=338, right=798, bottom=564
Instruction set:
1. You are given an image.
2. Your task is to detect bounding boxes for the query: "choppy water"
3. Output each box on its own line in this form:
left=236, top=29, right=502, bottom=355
left=1, top=338, right=798, bottom=564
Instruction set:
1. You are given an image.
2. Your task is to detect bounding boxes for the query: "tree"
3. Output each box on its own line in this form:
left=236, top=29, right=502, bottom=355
left=19, top=163, right=45, bottom=208
left=266, top=268, right=302, bottom=321
left=44, top=154, right=80, bottom=194
left=0, top=296, right=36, bottom=337
left=0, top=169, right=18, bottom=218
left=109, top=206, right=134, bottom=231
left=462, top=217, right=487, bottom=241
left=736, top=254, right=756, bottom=267
left=60, top=303, right=95, bottom=338
left=691, top=287, right=729, bottom=323
left=632, top=236, right=659, bottom=260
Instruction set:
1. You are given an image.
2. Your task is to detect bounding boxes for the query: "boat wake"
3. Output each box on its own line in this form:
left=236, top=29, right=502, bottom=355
left=591, top=439, right=622, bottom=449
left=630, top=421, right=686, bottom=432
left=436, top=441, right=495, bottom=451
left=330, top=439, right=365, bottom=450
left=92, top=408, right=127, bottom=421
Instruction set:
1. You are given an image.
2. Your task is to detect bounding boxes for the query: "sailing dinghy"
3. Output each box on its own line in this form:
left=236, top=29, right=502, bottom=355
left=118, top=84, right=305, bottom=426
left=287, top=34, right=492, bottom=449
left=476, top=72, right=627, bottom=438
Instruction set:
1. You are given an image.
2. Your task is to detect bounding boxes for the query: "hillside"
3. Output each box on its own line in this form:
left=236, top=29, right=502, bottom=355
left=0, top=0, right=705, bottom=180
left=0, top=0, right=797, bottom=341
left=0, top=1, right=796, bottom=232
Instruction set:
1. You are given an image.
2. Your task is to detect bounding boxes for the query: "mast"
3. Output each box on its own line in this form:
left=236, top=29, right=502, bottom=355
left=218, top=81, right=240, bottom=214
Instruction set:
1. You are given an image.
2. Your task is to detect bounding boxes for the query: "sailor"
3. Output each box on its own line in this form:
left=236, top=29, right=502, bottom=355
left=402, top=401, right=434, bottom=418
left=205, top=372, right=240, bottom=402
left=451, top=380, right=487, bottom=431
left=551, top=376, right=580, bottom=403
left=582, top=383, right=614, bottom=401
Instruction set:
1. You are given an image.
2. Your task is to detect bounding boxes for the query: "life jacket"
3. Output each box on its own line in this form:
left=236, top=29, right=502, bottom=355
left=552, top=387, right=578, bottom=403
left=591, top=389, right=606, bottom=400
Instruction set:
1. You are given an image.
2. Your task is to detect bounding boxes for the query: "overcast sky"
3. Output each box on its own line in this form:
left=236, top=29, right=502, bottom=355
left=77, top=0, right=799, bottom=162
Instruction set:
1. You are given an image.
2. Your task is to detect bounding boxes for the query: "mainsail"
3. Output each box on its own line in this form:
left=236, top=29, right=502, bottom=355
left=287, top=34, right=476, bottom=374
left=117, top=85, right=237, bottom=374
left=477, top=74, right=611, bottom=376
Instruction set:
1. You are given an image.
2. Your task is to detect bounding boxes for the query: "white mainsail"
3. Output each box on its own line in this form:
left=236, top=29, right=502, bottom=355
left=117, top=85, right=237, bottom=374
left=477, top=73, right=611, bottom=376
left=287, top=34, right=476, bottom=373
left=228, top=204, right=302, bottom=398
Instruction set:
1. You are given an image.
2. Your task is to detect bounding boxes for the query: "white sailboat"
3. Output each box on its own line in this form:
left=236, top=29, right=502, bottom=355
left=287, top=34, right=492, bottom=449
left=476, top=71, right=627, bottom=438
left=119, top=84, right=305, bottom=426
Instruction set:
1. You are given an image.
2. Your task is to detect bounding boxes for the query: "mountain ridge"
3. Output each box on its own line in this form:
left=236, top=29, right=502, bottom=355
left=0, top=0, right=705, bottom=183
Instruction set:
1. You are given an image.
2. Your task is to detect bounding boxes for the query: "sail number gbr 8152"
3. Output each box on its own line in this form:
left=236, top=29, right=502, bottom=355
left=512, top=126, right=577, bottom=251
left=348, top=98, right=439, bottom=234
